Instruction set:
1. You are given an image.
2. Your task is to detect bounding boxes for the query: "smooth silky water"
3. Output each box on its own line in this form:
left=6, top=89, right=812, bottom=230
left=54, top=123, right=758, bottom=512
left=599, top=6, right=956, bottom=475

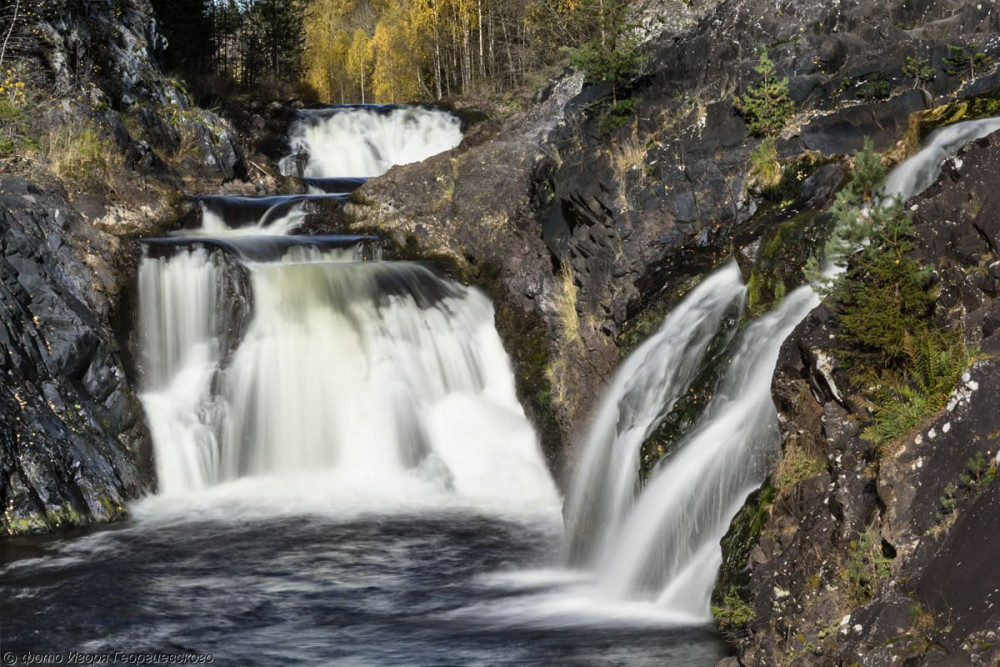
left=5, top=105, right=988, bottom=667
left=0, top=106, right=726, bottom=665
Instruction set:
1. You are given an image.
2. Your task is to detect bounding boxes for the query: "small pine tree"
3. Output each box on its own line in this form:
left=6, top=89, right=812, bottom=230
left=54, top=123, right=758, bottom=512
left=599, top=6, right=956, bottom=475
left=734, top=49, right=795, bottom=137
left=943, top=44, right=993, bottom=80
left=902, top=56, right=935, bottom=89
left=569, top=0, right=644, bottom=103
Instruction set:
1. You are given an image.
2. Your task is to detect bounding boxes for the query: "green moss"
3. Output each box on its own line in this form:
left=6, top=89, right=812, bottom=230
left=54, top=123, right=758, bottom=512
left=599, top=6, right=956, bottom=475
left=491, top=289, right=563, bottom=474
left=637, top=301, right=742, bottom=478
left=746, top=210, right=824, bottom=317
left=910, top=92, right=1000, bottom=144
left=44, top=505, right=88, bottom=529
left=617, top=303, right=669, bottom=359
left=97, top=495, right=127, bottom=520
left=712, top=586, right=757, bottom=635
left=713, top=484, right=775, bottom=618
left=3, top=512, right=50, bottom=536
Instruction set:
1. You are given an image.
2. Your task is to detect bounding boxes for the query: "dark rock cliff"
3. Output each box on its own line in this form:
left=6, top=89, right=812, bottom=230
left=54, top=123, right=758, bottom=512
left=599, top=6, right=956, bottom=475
left=1, top=178, right=153, bottom=534
left=338, top=0, right=1000, bottom=482
left=0, top=0, right=255, bottom=535
left=722, top=132, right=1000, bottom=666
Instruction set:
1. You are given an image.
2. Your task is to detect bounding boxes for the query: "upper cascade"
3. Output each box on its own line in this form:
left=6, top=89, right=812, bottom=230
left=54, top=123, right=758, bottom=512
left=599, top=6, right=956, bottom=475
left=883, top=117, right=1000, bottom=202
left=279, top=105, right=463, bottom=180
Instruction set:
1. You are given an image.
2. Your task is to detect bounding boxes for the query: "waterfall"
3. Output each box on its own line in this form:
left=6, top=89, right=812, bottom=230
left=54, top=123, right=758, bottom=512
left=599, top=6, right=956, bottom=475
left=561, top=116, right=1000, bottom=622
left=280, top=105, right=463, bottom=179
left=560, top=264, right=816, bottom=619
left=138, top=105, right=557, bottom=510
left=562, top=263, right=746, bottom=566
left=883, top=117, right=1000, bottom=201
left=597, top=286, right=818, bottom=616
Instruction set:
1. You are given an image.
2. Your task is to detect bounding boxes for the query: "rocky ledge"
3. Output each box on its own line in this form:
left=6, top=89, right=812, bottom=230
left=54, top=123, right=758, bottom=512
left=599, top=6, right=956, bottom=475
left=1, top=178, right=153, bottom=534
left=720, top=131, right=1000, bottom=666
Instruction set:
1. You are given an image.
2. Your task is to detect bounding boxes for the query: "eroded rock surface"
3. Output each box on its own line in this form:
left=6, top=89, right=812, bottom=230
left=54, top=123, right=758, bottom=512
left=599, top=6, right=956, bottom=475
left=1, top=179, right=154, bottom=535
left=723, top=130, right=1000, bottom=666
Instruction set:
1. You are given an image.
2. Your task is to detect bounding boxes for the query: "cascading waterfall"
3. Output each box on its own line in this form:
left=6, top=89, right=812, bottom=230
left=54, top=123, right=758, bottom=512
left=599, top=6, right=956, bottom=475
left=560, top=265, right=816, bottom=620
left=598, top=287, right=817, bottom=616
left=883, top=117, right=1000, bottom=201
left=562, top=263, right=746, bottom=566
left=280, top=105, right=463, bottom=179
left=561, top=117, right=1000, bottom=622
left=138, top=106, right=558, bottom=510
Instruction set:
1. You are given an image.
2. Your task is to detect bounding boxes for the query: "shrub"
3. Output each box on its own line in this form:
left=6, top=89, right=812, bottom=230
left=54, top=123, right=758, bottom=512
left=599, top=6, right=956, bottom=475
left=748, top=136, right=781, bottom=193
left=568, top=0, right=644, bottom=103
left=808, top=139, right=973, bottom=451
left=939, top=451, right=998, bottom=517
left=734, top=49, right=795, bottom=137
left=46, top=124, right=120, bottom=191
left=943, top=44, right=992, bottom=80
left=842, top=524, right=892, bottom=605
left=903, top=56, right=935, bottom=89
left=712, top=586, right=756, bottom=635
left=857, top=78, right=890, bottom=101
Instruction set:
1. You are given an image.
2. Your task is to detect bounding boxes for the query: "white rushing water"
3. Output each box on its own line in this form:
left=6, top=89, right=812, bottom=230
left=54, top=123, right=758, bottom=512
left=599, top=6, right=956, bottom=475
left=597, top=286, right=818, bottom=616
left=197, top=199, right=307, bottom=237
left=560, top=265, right=816, bottom=620
left=280, top=106, right=463, bottom=179
left=138, top=104, right=559, bottom=515
left=562, top=263, right=746, bottom=566
left=558, top=116, right=1000, bottom=623
left=883, top=116, right=1000, bottom=202
left=139, top=249, right=559, bottom=509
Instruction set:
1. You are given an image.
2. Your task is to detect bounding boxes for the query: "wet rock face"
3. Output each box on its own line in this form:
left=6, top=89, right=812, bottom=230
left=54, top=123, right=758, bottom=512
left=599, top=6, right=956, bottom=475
left=723, top=131, right=1000, bottom=665
left=1, top=179, right=154, bottom=536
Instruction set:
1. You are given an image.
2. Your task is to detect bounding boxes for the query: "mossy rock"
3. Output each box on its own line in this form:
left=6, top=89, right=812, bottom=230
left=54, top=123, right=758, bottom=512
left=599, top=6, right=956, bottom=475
left=637, top=300, right=743, bottom=480
left=713, top=484, right=776, bottom=607
left=746, top=210, right=832, bottom=317
left=908, top=91, right=1000, bottom=145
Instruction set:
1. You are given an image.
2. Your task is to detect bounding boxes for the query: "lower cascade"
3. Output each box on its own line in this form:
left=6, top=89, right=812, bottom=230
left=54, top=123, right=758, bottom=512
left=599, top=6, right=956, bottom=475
left=138, top=233, right=558, bottom=507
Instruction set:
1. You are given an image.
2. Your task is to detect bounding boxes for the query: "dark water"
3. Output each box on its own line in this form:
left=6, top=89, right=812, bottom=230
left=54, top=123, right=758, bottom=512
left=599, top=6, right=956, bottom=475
left=0, top=506, right=727, bottom=666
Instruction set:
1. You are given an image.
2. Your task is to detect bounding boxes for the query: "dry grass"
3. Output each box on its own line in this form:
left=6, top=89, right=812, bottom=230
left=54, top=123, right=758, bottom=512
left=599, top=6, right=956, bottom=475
left=748, top=136, right=782, bottom=193
left=46, top=123, right=120, bottom=191
left=545, top=261, right=584, bottom=410
left=610, top=128, right=648, bottom=210
left=773, top=439, right=828, bottom=491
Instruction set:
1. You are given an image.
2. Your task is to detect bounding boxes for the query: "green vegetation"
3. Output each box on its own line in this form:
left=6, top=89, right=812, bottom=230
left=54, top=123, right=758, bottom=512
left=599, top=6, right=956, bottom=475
left=568, top=0, right=643, bottom=103
left=856, top=78, right=890, bottom=101
left=807, top=139, right=972, bottom=452
left=155, top=0, right=648, bottom=103
left=734, top=49, right=795, bottom=137
left=713, top=484, right=774, bottom=633
left=712, top=586, right=757, bottom=636
left=0, top=66, right=28, bottom=158
left=46, top=124, right=120, bottom=191
left=942, top=44, right=992, bottom=81
left=748, top=137, right=782, bottom=193
left=842, top=523, right=892, bottom=605
left=773, top=441, right=827, bottom=490
left=902, top=56, right=935, bottom=89
left=940, top=451, right=998, bottom=516
left=859, top=333, right=972, bottom=448
left=746, top=211, right=824, bottom=316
